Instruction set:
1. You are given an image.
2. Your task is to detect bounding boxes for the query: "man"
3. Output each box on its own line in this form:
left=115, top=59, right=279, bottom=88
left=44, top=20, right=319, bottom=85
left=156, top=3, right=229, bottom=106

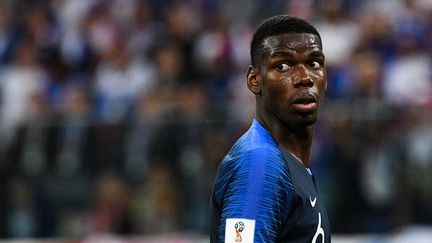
left=210, top=15, right=331, bottom=242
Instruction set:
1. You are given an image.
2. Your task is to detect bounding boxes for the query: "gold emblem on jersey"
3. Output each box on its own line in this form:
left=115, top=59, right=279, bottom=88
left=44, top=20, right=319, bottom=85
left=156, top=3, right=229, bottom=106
left=234, top=221, right=245, bottom=242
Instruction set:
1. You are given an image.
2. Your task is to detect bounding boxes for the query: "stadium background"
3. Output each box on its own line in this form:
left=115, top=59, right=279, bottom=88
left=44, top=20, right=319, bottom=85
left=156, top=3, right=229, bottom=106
left=0, top=0, right=432, bottom=242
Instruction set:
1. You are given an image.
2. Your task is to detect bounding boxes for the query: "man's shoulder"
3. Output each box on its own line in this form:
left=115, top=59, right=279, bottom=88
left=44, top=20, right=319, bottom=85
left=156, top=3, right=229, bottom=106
left=236, top=120, right=279, bottom=150
left=212, top=122, right=294, bottom=211
left=217, top=131, right=285, bottom=183
left=223, top=122, right=281, bottom=165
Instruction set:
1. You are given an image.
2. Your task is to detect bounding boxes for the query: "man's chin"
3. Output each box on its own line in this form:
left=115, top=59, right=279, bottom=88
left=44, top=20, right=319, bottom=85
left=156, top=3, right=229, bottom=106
left=289, top=114, right=317, bottom=127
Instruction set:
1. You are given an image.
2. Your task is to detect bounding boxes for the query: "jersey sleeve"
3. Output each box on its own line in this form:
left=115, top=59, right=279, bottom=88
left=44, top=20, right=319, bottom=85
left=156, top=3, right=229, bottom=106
left=219, top=147, right=294, bottom=243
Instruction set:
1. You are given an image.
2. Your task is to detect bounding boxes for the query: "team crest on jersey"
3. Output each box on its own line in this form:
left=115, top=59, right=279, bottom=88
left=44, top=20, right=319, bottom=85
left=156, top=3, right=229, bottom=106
left=225, top=218, right=255, bottom=243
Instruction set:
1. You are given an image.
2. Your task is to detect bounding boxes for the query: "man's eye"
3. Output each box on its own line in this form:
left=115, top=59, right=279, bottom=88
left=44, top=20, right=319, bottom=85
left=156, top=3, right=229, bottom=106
left=309, top=61, right=321, bottom=69
left=276, top=63, right=290, bottom=72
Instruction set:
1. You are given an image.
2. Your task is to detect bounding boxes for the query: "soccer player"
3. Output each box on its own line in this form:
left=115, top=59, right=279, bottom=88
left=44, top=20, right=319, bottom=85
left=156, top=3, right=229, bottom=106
left=210, top=15, right=331, bottom=242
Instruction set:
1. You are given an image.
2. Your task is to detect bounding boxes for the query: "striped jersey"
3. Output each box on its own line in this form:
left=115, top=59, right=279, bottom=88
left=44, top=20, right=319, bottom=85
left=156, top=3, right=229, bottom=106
left=210, top=119, right=330, bottom=242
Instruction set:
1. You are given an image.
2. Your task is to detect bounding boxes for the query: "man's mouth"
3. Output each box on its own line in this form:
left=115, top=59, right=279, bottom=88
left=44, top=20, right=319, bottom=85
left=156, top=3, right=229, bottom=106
left=292, top=94, right=318, bottom=113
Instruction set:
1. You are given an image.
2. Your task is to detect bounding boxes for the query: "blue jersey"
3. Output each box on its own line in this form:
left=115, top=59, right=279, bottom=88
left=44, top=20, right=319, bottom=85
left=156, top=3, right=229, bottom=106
left=210, top=120, right=330, bottom=242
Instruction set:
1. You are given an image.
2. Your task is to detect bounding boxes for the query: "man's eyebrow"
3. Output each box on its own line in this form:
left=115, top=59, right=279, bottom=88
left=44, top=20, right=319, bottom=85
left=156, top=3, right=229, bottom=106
left=308, top=50, right=325, bottom=58
left=269, top=50, right=295, bottom=58
left=268, top=50, right=325, bottom=59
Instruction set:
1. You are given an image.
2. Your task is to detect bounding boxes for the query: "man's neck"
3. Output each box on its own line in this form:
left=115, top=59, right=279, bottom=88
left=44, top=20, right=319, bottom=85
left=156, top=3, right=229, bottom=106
left=256, top=114, right=314, bottom=167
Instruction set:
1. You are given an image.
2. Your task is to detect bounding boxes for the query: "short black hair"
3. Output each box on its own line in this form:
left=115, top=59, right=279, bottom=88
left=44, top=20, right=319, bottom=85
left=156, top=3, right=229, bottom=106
left=250, top=15, right=321, bottom=67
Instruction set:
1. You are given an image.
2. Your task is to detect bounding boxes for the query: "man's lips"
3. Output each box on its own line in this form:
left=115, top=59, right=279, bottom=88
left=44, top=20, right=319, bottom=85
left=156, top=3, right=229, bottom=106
left=292, top=94, right=318, bottom=113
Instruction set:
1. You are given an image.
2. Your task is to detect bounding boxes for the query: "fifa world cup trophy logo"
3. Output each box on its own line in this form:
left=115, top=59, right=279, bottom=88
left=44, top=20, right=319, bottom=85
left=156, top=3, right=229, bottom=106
left=234, top=221, right=245, bottom=242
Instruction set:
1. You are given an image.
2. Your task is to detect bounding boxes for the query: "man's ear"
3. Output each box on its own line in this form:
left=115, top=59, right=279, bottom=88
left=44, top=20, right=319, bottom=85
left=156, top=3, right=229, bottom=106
left=247, top=65, right=261, bottom=95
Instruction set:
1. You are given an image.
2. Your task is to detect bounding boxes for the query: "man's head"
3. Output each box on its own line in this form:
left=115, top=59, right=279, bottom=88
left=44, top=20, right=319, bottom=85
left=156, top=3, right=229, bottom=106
left=247, top=15, right=326, bottom=127
left=250, top=15, right=322, bottom=68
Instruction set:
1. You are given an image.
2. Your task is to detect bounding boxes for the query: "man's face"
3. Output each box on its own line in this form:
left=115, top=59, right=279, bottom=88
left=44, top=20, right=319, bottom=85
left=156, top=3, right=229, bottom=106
left=250, top=33, right=327, bottom=127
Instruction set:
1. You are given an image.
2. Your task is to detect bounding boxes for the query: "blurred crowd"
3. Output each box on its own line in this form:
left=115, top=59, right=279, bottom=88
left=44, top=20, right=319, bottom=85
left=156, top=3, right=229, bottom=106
left=0, top=0, right=431, bottom=239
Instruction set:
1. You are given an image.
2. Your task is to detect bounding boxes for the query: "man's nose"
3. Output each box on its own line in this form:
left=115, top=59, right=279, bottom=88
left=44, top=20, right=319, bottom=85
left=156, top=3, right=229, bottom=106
left=293, top=65, right=313, bottom=88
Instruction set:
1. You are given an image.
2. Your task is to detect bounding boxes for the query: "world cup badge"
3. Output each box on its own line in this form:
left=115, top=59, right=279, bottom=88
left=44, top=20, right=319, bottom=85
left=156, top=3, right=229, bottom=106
left=234, top=221, right=245, bottom=242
